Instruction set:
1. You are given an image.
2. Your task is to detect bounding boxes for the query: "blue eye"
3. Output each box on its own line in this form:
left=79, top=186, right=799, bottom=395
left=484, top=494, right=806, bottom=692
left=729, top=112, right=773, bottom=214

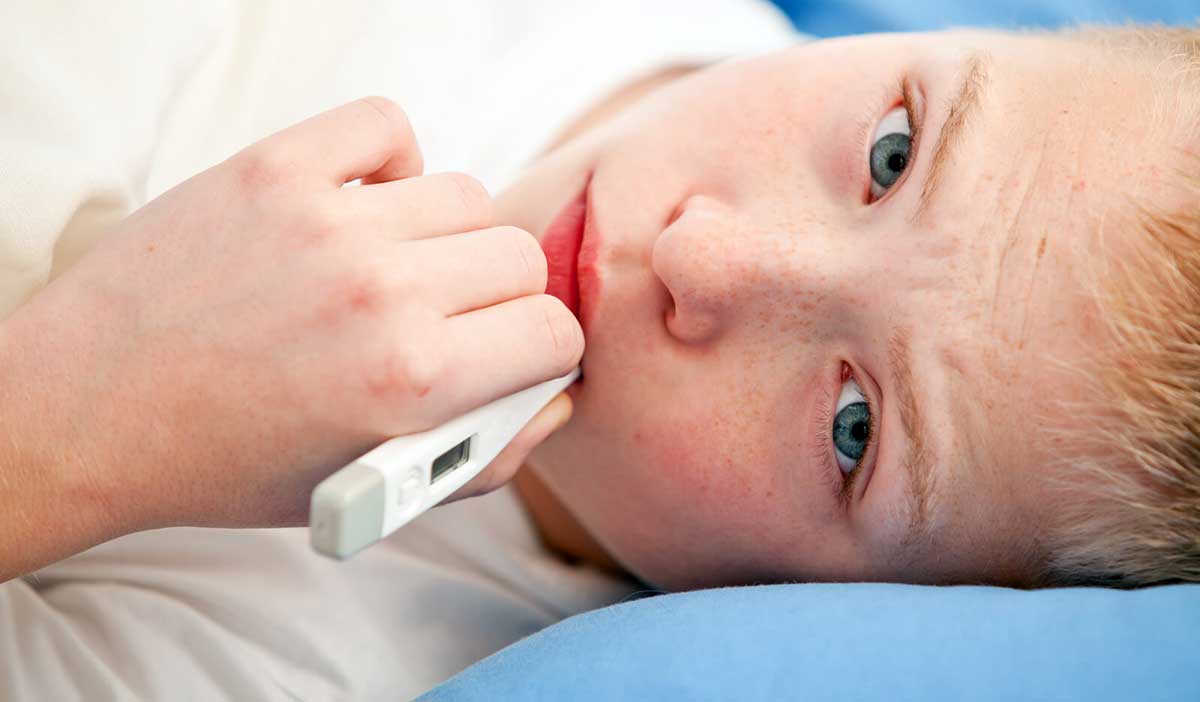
left=832, top=378, right=871, bottom=474
left=868, top=106, right=911, bottom=200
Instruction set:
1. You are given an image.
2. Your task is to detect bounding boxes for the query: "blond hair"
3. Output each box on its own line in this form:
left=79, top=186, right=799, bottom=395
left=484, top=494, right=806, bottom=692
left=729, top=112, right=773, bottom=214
left=1040, top=23, right=1200, bottom=587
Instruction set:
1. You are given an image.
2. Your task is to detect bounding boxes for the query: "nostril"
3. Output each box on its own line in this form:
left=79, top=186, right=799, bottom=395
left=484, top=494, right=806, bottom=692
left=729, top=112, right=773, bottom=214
left=664, top=196, right=690, bottom=229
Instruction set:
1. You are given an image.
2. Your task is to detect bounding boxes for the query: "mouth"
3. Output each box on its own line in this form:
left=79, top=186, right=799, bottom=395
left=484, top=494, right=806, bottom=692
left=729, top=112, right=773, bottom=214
left=541, top=173, right=600, bottom=394
left=541, top=175, right=591, bottom=321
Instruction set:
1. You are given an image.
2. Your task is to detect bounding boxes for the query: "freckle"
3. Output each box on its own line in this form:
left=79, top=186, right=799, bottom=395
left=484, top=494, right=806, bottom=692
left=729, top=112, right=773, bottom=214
left=146, top=244, right=156, bottom=253
left=1036, top=235, right=1047, bottom=261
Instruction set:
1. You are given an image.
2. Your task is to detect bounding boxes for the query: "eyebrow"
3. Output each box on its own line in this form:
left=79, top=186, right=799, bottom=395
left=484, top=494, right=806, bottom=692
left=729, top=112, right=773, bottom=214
left=888, top=329, right=937, bottom=548
left=912, top=52, right=991, bottom=224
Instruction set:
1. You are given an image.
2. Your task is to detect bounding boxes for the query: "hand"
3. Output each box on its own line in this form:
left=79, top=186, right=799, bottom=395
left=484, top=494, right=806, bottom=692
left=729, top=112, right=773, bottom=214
left=7, top=97, right=582, bottom=537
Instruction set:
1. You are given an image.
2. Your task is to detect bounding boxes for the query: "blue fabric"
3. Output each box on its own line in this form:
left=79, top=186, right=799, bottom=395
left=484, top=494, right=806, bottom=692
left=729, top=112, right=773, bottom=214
left=419, top=582, right=1200, bottom=701
left=767, top=0, right=1198, bottom=36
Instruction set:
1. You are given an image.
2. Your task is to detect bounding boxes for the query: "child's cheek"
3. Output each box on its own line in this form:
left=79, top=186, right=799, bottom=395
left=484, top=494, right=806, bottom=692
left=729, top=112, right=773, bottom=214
left=634, top=401, right=779, bottom=516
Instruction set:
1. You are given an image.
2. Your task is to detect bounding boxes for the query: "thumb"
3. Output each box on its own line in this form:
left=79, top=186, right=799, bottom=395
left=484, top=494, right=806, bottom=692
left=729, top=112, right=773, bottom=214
left=440, top=391, right=573, bottom=505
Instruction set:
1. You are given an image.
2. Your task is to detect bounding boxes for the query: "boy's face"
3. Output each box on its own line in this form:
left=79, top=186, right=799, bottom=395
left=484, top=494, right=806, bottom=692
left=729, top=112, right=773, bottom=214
left=494, top=30, right=1154, bottom=590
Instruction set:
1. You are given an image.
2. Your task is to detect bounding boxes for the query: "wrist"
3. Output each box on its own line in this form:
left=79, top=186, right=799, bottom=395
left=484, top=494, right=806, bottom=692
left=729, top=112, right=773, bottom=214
left=0, top=304, right=131, bottom=578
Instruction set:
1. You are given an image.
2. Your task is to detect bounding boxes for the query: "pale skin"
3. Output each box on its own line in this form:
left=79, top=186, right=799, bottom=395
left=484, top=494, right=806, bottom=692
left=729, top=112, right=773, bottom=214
left=503, top=30, right=1162, bottom=590
left=0, top=99, right=581, bottom=580
left=0, top=30, right=1159, bottom=587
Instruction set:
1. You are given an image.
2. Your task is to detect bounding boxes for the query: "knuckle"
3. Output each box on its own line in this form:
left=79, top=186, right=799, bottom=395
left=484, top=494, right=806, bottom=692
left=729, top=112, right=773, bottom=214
left=365, top=340, right=445, bottom=404
left=290, top=202, right=343, bottom=249
left=358, top=96, right=422, bottom=169
left=359, top=95, right=407, bottom=128
left=443, top=172, right=492, bottom=222
left=331, top=266, right=386, bottom=318
left=537, top=294, right=584, bottom=366
left=504, top=226, right=547, bottom=288
left=295, top=202, right=344, bottom=248
left=229, top=145, right=291, bottom=191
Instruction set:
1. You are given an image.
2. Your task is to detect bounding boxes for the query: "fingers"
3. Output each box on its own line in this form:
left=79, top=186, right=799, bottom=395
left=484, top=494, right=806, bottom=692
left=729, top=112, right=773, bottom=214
left=374, top=292, right=580, bottom=429
left=338, top=171, right=494, bottom=241
left=340, top=172, right=546, bottom=316
left=336, top=169, right=547, bottom=316
left=397, top=225, right=548, bottom=316
left=235, top=97, right=422, bottom=187
left=448, top=294, right=583, bottom=420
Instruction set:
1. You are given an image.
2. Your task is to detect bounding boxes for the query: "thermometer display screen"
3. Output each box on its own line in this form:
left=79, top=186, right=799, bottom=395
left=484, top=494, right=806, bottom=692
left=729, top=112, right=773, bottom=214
left=431, top=437, right=471, bottom=483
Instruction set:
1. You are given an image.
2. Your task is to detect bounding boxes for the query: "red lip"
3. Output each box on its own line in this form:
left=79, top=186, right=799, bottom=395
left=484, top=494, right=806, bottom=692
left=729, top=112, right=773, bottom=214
left=541, top=174, right=598, bottom=338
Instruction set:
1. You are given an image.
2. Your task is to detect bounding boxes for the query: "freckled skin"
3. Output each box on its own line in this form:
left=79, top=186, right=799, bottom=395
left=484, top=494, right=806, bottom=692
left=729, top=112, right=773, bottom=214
left=493, top=30, right=1168, bottom=590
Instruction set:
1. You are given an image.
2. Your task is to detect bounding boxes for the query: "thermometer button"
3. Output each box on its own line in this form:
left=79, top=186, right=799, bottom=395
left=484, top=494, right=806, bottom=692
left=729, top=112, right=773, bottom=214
left=398, top=469, right=422, bottom=509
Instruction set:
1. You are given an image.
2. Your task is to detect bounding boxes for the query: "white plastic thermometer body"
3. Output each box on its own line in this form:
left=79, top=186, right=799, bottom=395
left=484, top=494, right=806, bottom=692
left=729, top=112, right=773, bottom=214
left=310, top=367, right=580, bottom=559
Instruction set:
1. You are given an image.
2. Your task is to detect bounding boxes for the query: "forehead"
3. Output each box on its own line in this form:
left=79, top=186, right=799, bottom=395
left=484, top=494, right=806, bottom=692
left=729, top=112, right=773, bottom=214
left=884, top=31, right=1165, bottom=577
left=931, top=32, right=1162, bottom=355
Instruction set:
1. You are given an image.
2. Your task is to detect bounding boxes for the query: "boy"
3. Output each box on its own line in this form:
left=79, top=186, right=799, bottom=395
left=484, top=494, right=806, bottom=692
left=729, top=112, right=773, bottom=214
left=2, top=1, right=1197, bottom=697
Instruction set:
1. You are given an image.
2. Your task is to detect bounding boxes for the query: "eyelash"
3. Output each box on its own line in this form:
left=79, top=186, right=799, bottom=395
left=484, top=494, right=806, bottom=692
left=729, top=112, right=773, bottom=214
left=812, top=363, right=878, bottom=509
left=855, top=75, right=922, bottom=205
left=806, top=79, right=913, bottom=505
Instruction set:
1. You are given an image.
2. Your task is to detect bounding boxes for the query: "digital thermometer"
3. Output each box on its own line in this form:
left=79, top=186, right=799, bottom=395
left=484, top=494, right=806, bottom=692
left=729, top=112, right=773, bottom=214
left=309, top=367, right=580, bottom=559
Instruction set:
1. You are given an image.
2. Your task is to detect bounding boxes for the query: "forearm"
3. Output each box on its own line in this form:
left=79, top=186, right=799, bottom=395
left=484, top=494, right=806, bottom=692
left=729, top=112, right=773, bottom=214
left=0, top=307, right=125, bottom=581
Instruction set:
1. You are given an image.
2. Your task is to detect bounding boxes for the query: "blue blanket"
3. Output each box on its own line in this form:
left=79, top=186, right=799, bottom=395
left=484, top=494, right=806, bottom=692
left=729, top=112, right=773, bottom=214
left=421, top=582, right=1200, bottom=701
left=769, top=0, right=1197, bottom=36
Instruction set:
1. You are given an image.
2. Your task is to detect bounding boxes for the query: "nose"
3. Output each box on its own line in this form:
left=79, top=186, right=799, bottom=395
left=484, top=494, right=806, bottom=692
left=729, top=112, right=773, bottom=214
left=651, top=195, right=782, bottom=345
